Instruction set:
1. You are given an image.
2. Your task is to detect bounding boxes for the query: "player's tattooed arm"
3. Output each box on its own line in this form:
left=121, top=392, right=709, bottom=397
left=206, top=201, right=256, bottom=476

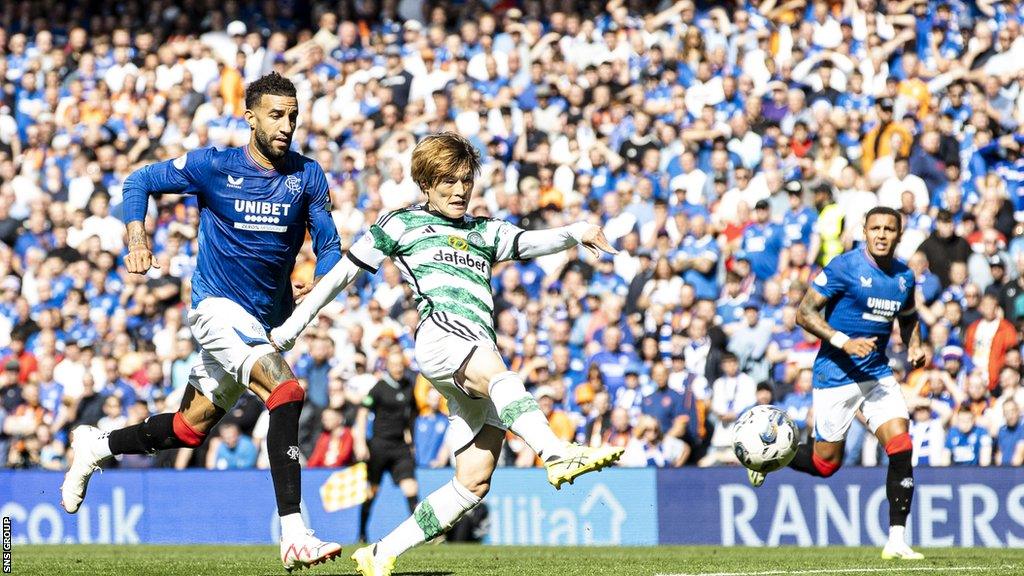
left=796, top=288, right=836, bottom=342
left=797, top=288, right=876, bottom=357
left=124, top=221, right=159, bottom=274
left=126, top=221, right=148, bottom=249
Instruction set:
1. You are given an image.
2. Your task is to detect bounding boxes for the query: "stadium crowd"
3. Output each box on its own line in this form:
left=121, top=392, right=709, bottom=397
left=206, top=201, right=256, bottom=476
left=2, top=0, right=1024, bottom=472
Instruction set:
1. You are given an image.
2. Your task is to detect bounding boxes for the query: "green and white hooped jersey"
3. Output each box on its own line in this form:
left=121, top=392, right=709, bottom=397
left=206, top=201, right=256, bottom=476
left=347, top=205, right=524, bottom=340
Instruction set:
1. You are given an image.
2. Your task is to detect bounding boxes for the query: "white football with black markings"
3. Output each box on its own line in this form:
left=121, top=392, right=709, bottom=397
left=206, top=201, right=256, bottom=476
left=732, top=405, right=800, bottom=473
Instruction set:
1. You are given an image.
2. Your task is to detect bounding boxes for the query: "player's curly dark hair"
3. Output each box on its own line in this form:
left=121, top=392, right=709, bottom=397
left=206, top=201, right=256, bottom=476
left=244, top=72, right=296, bottom=110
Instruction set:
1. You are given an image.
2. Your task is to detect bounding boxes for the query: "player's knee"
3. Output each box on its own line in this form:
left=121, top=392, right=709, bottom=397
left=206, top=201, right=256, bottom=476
left=456, top=473, right=491, bottom=498
left=172, top=413, right=208, bottom=448
left=265, top=379, right=305, bottom=410
left=811, top=451, right=842, bottom=477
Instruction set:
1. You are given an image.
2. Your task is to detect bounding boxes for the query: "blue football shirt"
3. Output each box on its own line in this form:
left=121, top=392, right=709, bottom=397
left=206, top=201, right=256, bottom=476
left=810, top=249, right=916, bottom=389
left=122, top=146, right=341, bottom=330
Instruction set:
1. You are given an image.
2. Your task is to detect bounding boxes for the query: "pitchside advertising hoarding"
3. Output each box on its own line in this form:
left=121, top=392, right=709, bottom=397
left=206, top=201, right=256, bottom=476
left=2, top=467, right=1024, bottom=546
left=0, top=468, right=657, bottom=546
left=657, top=467, right=1024, bottom=547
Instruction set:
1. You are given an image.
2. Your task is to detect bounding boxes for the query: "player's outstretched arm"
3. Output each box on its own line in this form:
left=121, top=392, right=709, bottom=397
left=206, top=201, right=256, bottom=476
left=122, top=151, right=208, bottom=274
left=504, top=222, right=618, bottom=261
left=269, top=255, right=364, bottom=350
left=796, top=288, right=876, bottom=357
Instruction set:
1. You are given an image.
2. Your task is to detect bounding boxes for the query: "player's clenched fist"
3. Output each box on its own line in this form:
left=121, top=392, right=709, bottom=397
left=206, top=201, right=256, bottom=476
left=125, top=246, right=159, bottom=274
left=842, top=337, right=877, bottom=358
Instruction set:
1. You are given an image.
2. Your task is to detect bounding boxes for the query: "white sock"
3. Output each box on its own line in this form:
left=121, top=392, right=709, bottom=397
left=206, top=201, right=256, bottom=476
left=888, top=525, right=905, bottom=546
left=377, top=479, right=480, bottom=558
left=487, top=371, right=565, bottom=460
left=280, top=513, right=307, bottom=540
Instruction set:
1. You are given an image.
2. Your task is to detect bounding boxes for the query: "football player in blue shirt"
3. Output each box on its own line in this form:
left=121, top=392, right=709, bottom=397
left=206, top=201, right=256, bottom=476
left=60, top=73, right=343, bottom=571
left=751, top=206, right=927, bottom=560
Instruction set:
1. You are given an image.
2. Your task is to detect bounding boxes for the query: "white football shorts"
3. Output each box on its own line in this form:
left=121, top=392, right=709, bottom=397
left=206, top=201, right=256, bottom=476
left=186, top=297, right=276, bottom=411
left=813, top=376, right=909, bottom=443
left=415, top=312, right=506, bottom=452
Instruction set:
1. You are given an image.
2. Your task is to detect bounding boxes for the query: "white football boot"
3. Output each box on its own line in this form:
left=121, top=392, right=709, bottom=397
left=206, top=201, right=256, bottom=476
left=280, top=529, right=342, bottom=572
left=60, top=425, right=109, bottom=514
left=881, top=541, right=925, bottom=560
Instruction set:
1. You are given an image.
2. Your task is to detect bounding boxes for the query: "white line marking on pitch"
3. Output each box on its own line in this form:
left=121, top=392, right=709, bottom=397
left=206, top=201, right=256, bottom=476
left=658, top=566, right=1000, bottom=576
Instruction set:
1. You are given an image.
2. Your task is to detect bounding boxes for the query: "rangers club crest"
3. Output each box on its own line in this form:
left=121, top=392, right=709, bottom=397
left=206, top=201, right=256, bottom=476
left=285, top=174, right=302, bottom=196
left=898, top=276, right=908, bottom=293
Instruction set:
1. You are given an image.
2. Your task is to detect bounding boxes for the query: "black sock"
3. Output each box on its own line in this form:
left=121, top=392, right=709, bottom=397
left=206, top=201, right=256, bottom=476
left=406, top=495, right=418, bottom=514
left=359, top=496, right=374, bottom=540
left=267, top=400, right=303, bottom=516
left=107, top=413, right=183, bottom=455
left=887, top=449, right=914, bottom=527
left=788, top=444, right=822, bottom=477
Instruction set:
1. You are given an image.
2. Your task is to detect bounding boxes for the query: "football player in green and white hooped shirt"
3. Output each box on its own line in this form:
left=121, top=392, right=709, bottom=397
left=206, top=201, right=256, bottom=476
left=270, top=132, right=624, bottom=576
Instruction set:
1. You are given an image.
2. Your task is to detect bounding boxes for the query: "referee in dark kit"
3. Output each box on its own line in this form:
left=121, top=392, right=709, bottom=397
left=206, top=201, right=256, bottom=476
left=353, top=348, right=420, bottom=543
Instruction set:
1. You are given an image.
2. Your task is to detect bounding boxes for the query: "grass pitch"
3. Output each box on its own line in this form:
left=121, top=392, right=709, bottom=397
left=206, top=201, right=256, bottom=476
left=14, top=544, right=1021, bottom=576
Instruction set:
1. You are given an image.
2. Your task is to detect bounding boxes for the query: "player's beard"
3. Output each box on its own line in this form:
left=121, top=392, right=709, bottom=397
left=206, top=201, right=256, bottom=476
left=255, top=127, right=289, bottom=160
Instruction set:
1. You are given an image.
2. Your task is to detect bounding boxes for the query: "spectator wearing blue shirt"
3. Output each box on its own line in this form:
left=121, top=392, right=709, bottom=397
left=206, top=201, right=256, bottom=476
left=591, top=253, right=629, bottom=298
left=209, top=422, right=258, bottom=469
left=781, top=184, right=817, bottom=247
left=640, top=362, right=692, bottom=441
left=944, top=408, right=992, bottom=466
left=613, top=364, right=647, bottom=422
left=780, top=368, right=814, bottom=433
left=742, top=200, right=785, bottom=281
left=293, top=335, right=334, bottom=409
left=588, top=325, right=639, bottom=398
left=716, top=271, right=748, bottom=326
left=766, top=306, right=802, bottom=387
left=413, top=390, right=449, bottom=468
left=726, top=299, right=773, bottom=384
left=674, top=214, right=720, bottom=300
left=908, top=251, right=943, bottom=306
left=995, top=400, right=1024, bottom=467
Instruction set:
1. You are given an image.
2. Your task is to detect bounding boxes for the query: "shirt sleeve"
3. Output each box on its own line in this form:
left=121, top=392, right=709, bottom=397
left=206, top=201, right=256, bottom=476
left=121, top=148, right=210, bottom=223
left=493, top=220, right=525, bottom=262
left=305, top=164, right=342, bottom=277
left=347, top=213, right=401, bottom=274
left=362, top=385, right=377, bottom=408
left=495, top=221, right=591, bottom=262
left=899, top=271, right=918, bottom=316
left=811, top=258, right=846, bottom=300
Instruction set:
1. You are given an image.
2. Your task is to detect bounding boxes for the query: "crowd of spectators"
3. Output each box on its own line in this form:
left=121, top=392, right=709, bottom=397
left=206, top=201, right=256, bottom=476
left=2, top=0, right=1024, bottom=472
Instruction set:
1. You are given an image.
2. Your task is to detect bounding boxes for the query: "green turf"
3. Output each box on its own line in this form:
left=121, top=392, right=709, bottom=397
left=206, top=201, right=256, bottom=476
left=12, top=544, right=1022, bottom=576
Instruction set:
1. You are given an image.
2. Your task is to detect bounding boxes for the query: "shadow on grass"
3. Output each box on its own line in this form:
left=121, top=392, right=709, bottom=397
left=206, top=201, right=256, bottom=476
left=268, top=569, right=452, bottom=573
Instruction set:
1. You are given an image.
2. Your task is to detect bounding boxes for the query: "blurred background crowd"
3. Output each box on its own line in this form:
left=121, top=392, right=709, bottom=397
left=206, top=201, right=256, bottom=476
left=2, top=0, right=1024, bottom=473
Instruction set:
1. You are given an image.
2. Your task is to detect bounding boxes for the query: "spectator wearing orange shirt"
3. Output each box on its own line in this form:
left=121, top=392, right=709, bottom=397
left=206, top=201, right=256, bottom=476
left=965, top=294, right=1018, bottom=390
left=861, top=98, right=913, bottom=175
